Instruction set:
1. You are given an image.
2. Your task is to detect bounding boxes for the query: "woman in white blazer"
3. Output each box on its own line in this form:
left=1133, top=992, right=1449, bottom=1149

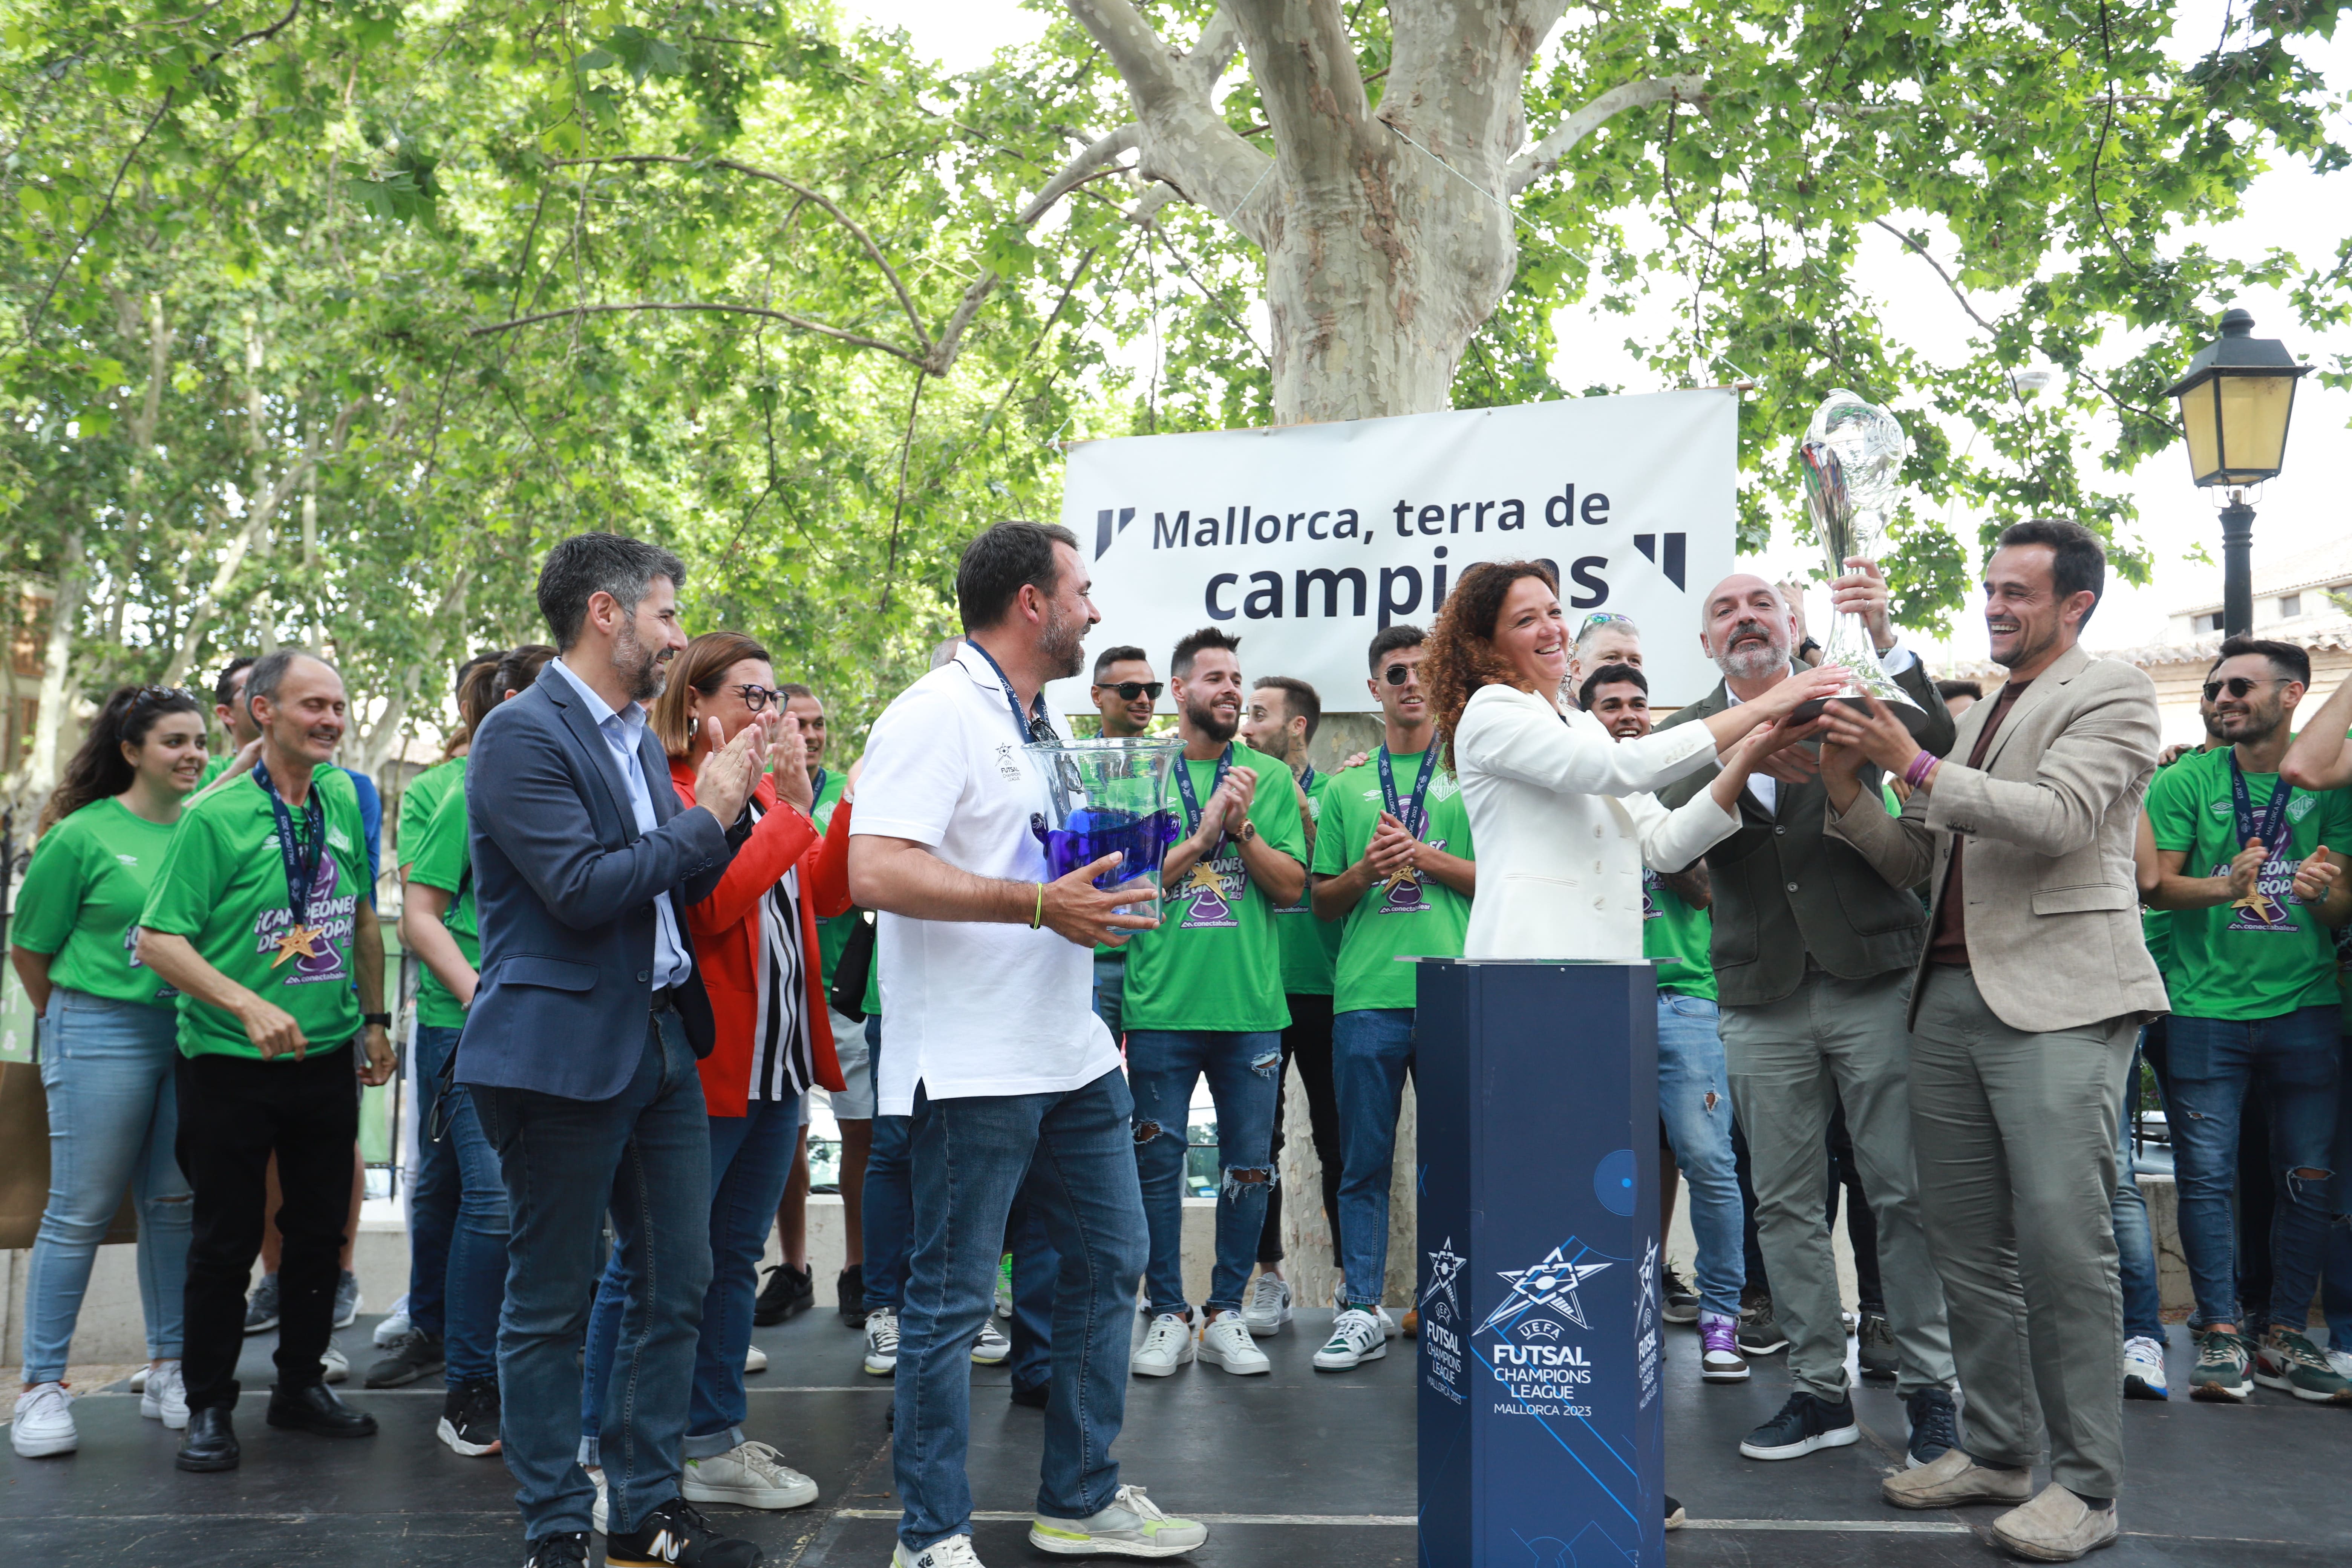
left=1424, top=562, right=1847, bottom=960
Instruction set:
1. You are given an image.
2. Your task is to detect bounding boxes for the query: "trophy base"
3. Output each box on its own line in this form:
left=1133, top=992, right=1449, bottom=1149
left=1789, top=692, right=1942, bottom=743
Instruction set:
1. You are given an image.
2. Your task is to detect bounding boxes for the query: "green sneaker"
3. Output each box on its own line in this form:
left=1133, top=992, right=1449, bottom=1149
left=1031, top=1484, right=1208, bottom=1559
left=2189, top=1327, right=2251, bottom=1403
left=2254, top=1329, right=2352, bottom=1404
left=995, top=1252, right=1014, bottom=1319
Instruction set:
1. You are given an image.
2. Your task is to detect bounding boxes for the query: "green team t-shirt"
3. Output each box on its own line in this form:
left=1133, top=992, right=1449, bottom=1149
left=808, top=770, right=856, bottom=991
left=138, top=770, right=370, bottom=1060
left=1120, top=742, right=1308, bottom=1032
left=2145, top=748, right=2352, bottom=1020
left=1274, top=769, right=1346, bottom=996
left=1642, top=868, right=1715, bottom=1001
left=1309, top=749, right=1475, bottom=1014
left=398, top=757, right=465, bottom=873
left=407, top=761, right=477, bottom=1029
left=14, top=798, right=181, bottom=1008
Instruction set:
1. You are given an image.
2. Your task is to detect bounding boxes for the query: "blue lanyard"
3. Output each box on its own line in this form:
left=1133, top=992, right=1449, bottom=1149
left=810, top=766, right=829, bottom=805
left=2229, top=754, right=2294, bottom=857
left=1174, top=743, right=1234, bottom=854
left=963, top=639, right=1051, bottom=745
left=253, top=761, right=327, bottom=923
left=1377, top=744, right=1440, bottom=840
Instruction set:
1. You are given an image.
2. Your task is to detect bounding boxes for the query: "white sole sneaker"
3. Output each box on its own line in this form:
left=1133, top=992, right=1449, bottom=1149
left=1738, top=1423, right=1859, bottom=1461
left=437, top=1416, right=501, bottom=1457
left=1199, top=1318, right=1271, bottom=1376
left=682, top=1464, right=819, bottom=1510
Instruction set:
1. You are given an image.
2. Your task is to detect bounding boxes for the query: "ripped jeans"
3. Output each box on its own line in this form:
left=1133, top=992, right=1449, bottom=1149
left=2165, top=1007, right=2342, bottom=1332
left=1125, top=1029, right=1282, bottom=1319
left=1333, top=1008, right=1417, bottom=1311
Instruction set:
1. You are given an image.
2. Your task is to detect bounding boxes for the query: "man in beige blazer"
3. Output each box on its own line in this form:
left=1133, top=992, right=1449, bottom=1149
left=1815, top=519, right=2167, bottom=1565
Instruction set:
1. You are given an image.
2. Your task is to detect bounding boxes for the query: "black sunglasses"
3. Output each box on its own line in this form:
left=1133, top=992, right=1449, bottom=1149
left=729, top=683, right=787, bottom=712
left=2203, top=676, right=2286, bottom=703
left=1102, top=681, right=1163, bottom=701
left=1383, top=663, right=1416, bottom=686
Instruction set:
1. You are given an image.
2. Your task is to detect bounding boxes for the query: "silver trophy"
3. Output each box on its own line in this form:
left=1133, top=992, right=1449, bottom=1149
left=1793, top=389, right=1931, bottom=736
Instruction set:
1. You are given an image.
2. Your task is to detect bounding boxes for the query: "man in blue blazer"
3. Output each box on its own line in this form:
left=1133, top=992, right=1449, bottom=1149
left=461, top=531, right=769, bottom=1568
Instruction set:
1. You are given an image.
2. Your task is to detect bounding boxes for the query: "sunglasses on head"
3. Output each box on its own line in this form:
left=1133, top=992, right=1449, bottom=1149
left=2202, top=676, right=2286, bottom=703
left=1577, top=612, right=1637, bottom=639
left=1382, top=663, right=1416, bottom=687
left=130, top=683, right=194, bottom=708
left=1102, top=681, right=1163, bottom=701
left=729, top=683, right=787, bottom=712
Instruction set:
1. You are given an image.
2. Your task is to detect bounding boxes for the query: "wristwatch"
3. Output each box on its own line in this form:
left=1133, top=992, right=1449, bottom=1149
left=1236, top=819, right=1259, bottom=844
left=363, top=1012, right=392, bottom=1030
left=1796, top=637, right=1822, bottom=661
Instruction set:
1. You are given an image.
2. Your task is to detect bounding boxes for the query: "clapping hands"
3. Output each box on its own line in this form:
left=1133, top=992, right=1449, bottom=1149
left=695, top=714, right=770, bottom=825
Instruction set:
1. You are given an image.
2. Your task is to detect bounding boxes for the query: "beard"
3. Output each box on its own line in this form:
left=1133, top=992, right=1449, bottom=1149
left=1713, top=618, right=1789, bottom=682
left=1185, top=695, right=1239, bottom=744
left=1038, top=600, right=1088, bottom=682
left=615, top=618, right=670, bottom=704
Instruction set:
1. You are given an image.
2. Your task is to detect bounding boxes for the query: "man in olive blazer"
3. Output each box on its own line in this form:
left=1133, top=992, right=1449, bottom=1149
left=1816, top=521, right=2163, bottom=1563
left=1656, top=564, right=1959, bottom=1468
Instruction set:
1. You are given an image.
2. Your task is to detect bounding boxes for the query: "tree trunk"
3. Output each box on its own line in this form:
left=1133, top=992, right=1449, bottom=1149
left=27, top=527, right=88, bottom=798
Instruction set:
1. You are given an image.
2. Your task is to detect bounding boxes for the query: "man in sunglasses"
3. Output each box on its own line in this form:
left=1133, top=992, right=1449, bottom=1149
left=2142, top=636, right=2352, bottom=1408
left=1563, top=612, right=1642, bottom=709
left=1085, top=647, right=1160, bottom=1038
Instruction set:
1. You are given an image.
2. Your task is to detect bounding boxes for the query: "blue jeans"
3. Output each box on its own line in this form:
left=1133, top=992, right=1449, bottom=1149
left=1092, top=955, right=1125, bottom=1037
left=895, top=1070, right=1147, bottom=1551
left=409, top=1023, right=510, bottom=1384
left=1331, top=1009, right=1416, bottom=1309
left=1006, top=1187, right=1058, bottom=1394
left=862, top=1015, right=913, bottom=1315
left=473, top=1012, right=712, bottom=1542
left=2166, top=1008, right=2343, bottom=1330
left=1126, top=1029, right=1282, bottom=1317
left=2114, top=1037, right=2165, bottom=1343
left=21, top=989, right=190, bottom=1383
left=581, top=1091, right=801, bottom=1464
left=1657, top=994, right=1745, bottom=1319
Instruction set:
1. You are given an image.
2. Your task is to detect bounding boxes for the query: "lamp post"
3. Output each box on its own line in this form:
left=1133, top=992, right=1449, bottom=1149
left=2163, top=308, right=2309, bottom=638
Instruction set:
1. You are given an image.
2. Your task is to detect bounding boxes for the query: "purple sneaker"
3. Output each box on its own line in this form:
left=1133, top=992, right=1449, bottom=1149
left=1700, top=1313, right=1750, bottom=1383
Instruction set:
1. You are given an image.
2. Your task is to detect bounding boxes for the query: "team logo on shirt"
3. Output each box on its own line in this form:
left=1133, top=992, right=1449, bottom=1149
left=251, top=858, right=357, bottom=985
left=1640, top=867, right=1662, bottom=921
left=992, top=743, right=1024, bottom=782
left=1175, top=851, right=1246, bottom=929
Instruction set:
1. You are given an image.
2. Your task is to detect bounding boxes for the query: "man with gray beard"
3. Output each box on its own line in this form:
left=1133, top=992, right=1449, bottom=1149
left=1655, top=562, right=1961, bottom=1469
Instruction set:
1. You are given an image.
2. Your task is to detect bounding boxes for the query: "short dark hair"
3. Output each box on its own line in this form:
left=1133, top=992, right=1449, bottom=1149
left=244, top=649, right=336, bottom=722
left=1367, top=624, right=1426, bottom=671
left=213, top=655, right=257, bottom=709
left=497, top=643, right=557, bottom=698
left=1577, top=662, right=1648, bottom=713
left=956, top=520, right=1079, bottom=632
left=1935, top=679, right=1983, bottom=704
left=1252, top=676, right=1321, bottom=746
left=1994, top=518, right=2106, bottom=630
left=778, top=682, right=815, bottom=704
left=1171, top=626, right=1242, bottom=679
left=2214, top=635, right=2311, bottom=688
left=537, top=531, right=687, bottom=650
left=1093, top=645, right=1149, bottom=681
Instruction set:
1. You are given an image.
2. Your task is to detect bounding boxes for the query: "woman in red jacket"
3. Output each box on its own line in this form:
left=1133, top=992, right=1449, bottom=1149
left=578, top=631, right=852, bottom=1523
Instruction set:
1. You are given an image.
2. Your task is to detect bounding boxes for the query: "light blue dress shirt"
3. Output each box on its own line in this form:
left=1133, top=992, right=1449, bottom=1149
left=550, top=657, right=694, bottom=989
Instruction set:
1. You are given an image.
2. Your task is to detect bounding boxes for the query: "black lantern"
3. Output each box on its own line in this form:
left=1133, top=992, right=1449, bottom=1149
left=2163, top=309, right=2309, bottom=636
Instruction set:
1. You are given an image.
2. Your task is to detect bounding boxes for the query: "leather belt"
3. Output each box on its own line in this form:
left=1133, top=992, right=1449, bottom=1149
left=650, top=985, right=683, bottom=1015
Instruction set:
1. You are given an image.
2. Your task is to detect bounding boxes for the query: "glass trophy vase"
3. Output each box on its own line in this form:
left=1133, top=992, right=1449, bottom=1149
left=1026, top=736, right=1186, bottom=898
left=1795, top=391, right=1936, bottom=741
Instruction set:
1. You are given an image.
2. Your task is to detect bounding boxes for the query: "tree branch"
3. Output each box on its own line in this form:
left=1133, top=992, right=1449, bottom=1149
left=468, top=301, right=926, bottom=367
left=875, top=371, right=926, bottom=615
left=1507, top=74, right=1707, bottom=194
left=1063, top=0, right=1272, bottom=235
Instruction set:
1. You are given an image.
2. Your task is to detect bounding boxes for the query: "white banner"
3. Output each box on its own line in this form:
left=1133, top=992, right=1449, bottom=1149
left=1049, top=390, right=1739, bottom=715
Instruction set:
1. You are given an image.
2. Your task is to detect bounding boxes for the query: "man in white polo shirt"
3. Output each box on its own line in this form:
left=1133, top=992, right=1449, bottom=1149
left=849, top=521, right=1210, bottom=1568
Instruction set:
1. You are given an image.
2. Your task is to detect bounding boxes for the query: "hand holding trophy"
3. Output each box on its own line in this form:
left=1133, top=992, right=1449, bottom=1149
left=1792, top=390, right=1937, bottom=740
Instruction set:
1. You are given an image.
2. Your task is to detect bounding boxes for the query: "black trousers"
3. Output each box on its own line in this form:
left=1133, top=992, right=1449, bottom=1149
left=176, top=1043, right=359, bottom=1413
left=1262, top=993, right=1344, bottom=1266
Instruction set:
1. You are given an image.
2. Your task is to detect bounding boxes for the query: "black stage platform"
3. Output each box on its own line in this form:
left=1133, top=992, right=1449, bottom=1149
left=9, top=1309, right=2349, bottom=1566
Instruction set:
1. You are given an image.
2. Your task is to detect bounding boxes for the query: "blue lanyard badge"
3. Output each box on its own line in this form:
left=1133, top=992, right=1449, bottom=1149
left=964, top=639, right=1052, bottom=745
left=1377, top=744, right=1440, bottom=840
left=1173, top=743, right=1235, bottom=854
left=254, top=761, right=329, bottom=968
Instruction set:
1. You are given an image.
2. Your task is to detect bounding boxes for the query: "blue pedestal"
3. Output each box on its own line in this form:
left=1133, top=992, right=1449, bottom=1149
left=1413, top=959, right=1663, bottom=1568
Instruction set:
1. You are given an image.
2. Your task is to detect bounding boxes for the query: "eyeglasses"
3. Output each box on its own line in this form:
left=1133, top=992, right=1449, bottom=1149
left=1577, top=612, right=1638, bottom=639
left=729, top=683, right=787, bottom=712
left=1100, top=681, right=1163, bottom=701
left=2202, top=676, right=2288, bottom=703
left=1382, top=663, right=1416, bottom=686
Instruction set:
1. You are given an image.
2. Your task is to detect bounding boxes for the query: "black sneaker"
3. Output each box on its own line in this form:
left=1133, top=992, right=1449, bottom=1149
left=243, top=1273, right=281, bottom=1334
left=1662, top=1268, right=1701, bottom=1325
left=752, top=1264, right=814, bottom=1327
left=364, top=1331, right=446, bottom=1388
left=1904, top=1386, right=1958, bottom=1469
left=437, top=1378, right=502, bottom=1456
left=1738, top=1391, right=1858, bottom=1460
left=603, top=1498, right=764, bottom=1567
left=1736, top=1295, right=1789, bottom=1356
left=838, top=1263, right=867, bottom=1323
left=1664, top=1493, right=1685, bottom=1530
left=522, top=1532, right=589, bottom=1568
left=1856, top=1312, right=1897, bottom=1383
left=1009, top=1381, right=1049, bottom=1409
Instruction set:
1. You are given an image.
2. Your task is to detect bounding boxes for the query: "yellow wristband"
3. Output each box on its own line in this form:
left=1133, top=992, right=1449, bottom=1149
left=1031, top=882, right=1046, bottom=930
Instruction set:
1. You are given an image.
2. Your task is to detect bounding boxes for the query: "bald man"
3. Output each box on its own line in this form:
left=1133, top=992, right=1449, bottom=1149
left=1654, top=560, right=1960, bottom=1471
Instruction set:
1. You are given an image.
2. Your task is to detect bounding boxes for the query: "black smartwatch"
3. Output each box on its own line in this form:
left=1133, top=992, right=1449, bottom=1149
left=1796, top=637, right=1823, bottom=662
left=363, top=1012, right=393, bottom=1030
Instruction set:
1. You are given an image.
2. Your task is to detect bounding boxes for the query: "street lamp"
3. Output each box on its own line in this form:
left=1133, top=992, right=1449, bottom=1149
left=2163, top=308, right=2309, bottom=637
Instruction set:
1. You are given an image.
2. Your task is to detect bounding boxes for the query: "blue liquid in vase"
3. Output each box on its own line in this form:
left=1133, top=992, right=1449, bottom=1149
left=1033, top=807, right=1181, bottom=888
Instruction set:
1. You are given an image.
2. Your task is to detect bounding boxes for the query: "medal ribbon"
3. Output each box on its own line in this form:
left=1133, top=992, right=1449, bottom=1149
left=253, top=760, right=328, bottom=931
left=1173, top=743, right=1235, bottom=857
left=963, top=639, right=1052, bottom=746
left=1377, top=744, right=1441, bottom=841
left=2229, top=754, right=2295, bottom=859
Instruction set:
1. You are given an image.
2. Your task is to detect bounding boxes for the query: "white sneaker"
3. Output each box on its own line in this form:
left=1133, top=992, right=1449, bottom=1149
left=1313, top=1307, right=1388, bottom=1371
left=2330, top=1348, right=2352, bottom=1382
left=129, top=1364, right=150, bottom=1392
left=1199, top=1310, right=1271, bottom=1375
left=744, top=1343, right=769, bottom=1374
left=140, top=1360, right=189, bottom=1429
left=972, top=1320, right=1011, bottom=1366
left=2123, top=1335, right=2169, bottom=1400
left=10, top=1382, right=77, bottom=1457
left=895, top=1536, right=986, bottom=1568
left=864, top=1308, right=901, bottom=1376
left=1130, top=1311, right=1196, bottom=1377
left=682, top=1439, right=819, bottom=1510
left=1031, top=1482, right=1210, bottom=1557
left=1240, top=1274, right=1292, bottom=1337
left=322, top=1343, right=349, bottom=1384
left=1375, top=1304, right=1401, bottom=1340
left=588, top=1467, right=608, bottom=1535
left=374, top=1295, right=413, bottom=1346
